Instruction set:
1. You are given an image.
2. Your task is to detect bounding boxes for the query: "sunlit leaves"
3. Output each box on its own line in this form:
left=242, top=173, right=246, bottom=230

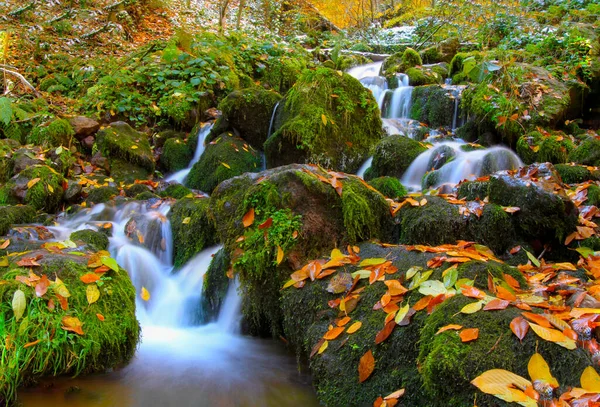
left=323, top=326, right=345, bottom=340
left=61, top=316, right=84, bottom=335
left=461, top=300, right=484, bottom=314
left=581, top=367, right=600, bottom=393
left=242, top=208, right=255, bottom=227
left=528, top=353, right=558, bottom=388
left=347, top=321, right=362, bottom=334
left=528, top=322, right=576, bottom=350
left=471, top=369, right=536, bottom=407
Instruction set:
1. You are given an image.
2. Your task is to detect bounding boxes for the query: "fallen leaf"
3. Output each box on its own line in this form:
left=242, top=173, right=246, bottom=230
left=96, top=313, right=105, bottom=321
left=86, top=284, right=100, bottom=305
left=436, top=324, right=463, bottom=334
left=484, top=299, right=510, bottom=311
left=528, top=353, right=558, bottom=388
left=141, top=286, right=151, bottom=301
left=510, top=316, right=529, bottom=341
left=182, top=217, right=191, bottom=224
left=581, top=366, right=600, bottom=392
left=359, top=350, right=375, bottom=383
left=23, top=339, right=41, bottom=348
left=461, top=301, right=484, bottom=314
left=221, top=162, right=231, bottom=169
left=258, top=218, right=273, bottom=230
left=12, top=289, right=26, bottom=321
left=318, top=340, right=329, bottom=354
left=276, top=246, right=284, bottom=265
left=80, top=273, right=100, bottom=284
left=242, top=208, right=255, bottom=228
left=527, top=322, right=576, bottom=349
left=323, top=326, right=345, bottom=340
left=61, top=316, right=84, bottom=335
left=27, top=178, right=41, bottom=189
left=0, top=239, right=10, bottom=249
left=375, top=320, right=395, bottom=344
left=459, top=328, right=479, bottom=342
left=347, top=321, right=362, bottom=334
left=471, top=369, right=536, bottom=406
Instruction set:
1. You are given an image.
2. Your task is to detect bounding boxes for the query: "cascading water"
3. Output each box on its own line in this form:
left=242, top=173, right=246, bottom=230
left=165, top=123, right=214, bottom=185
left=19, top=201, right=318, bottom=406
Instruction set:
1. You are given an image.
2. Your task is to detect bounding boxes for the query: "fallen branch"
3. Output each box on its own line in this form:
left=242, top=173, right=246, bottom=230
left=8, top=2, right=36, bottom=17
left=81, top=23, right=113, bottom=40
left=46, top=10, right=74, bottom=25
left=0, top=68, right=41, bottom=97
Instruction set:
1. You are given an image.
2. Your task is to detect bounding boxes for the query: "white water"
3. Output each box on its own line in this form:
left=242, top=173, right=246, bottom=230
left=401, top=142, right=522, bottom=190
left=166, top=123, right=214, bottom=184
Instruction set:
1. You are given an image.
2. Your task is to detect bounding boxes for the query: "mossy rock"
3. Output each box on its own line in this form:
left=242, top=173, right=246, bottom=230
left=218, top=88, right=282, bottom=150
left=517, top=131, right=574, bottom=164
left=124, top=183, right=150, bottom=198
left=0, top=140, right=15, bottom=183
left=420, top=46, right=443, bottom=64
left=124, top=211, right=170, bottom=258
left=200, top=248, right=231, bottom=323
left=6, top=165, right=65, bottom=212
left=69, top=229, right=110, bottom=251
left=109, top=158, right=150, bottom=184
left=0, top=254, right=139, bottom=405
left=186, top=133, right=261, bottom=194
left=169, top=197, right=217, bottom=268
left=410, top=85, right=456, bottom=128
left=160, top=138, right=192, bottom=173
left=86, top=186, right=119, bottom=205
left=209, top=165, right=394, bottom=335
left=135, top=191, right=159, bottom=201
left=265, top=67, right=382, bottom=173
left=515, top=131, right=542, bottom=164
left=555, top=164, right=599, bottom=184
left=456, top=180, right=489, bottom=200
left=380, top=47, right=423, bottom=77
left=367, top=177, right=407, bottom=199
left=0, top=205, right=36, bottom=236
left=406, top=66, right=443, bottom=86
left=26, top=118, right=75, bottom=148
left=586, top=184, right=600, bottom=206
left=570, top=137, right=600, bottom=167
left=470, top=203, right=518, bottom=254
left=488, top=164, right=578, bottom=243
left=364, top=134, right=426, bottom=181
left=96, top=122, right=155, bottom=173
left=159, top=183, right=192, bottom=199
left=152, top=129, right=185, bottom=149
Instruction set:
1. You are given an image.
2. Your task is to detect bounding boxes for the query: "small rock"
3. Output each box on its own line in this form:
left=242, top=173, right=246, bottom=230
left=82, top=135, right=95, bottom=150
left=65, top=181, right=83, bottom=203
left=91, top=153, right=109, bottom=172
left=204, top=108, right=221, bottom=121
left=69, top=116, right=100, bottom=140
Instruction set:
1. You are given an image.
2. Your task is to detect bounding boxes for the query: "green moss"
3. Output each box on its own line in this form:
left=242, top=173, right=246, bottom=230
left=586, top=184, right=600, bottom=206
left=96, top=122, right=155, bottom=173
left=135, top=191, right=159, bottom=200
left=456, top=181, right=489, bottom=201
left=109, top=158, right=150, bottom=184
left=538, top=135, right=574, bottom=164
left=401, top=47, right=422, bottom=68
left=160, top=138, right=192, bottom=172
left=0, top=257, right=139, bottom=405
left=200, top=248, right=231, bottom=323
left=341, top=178, right=390, bottom=243
left=265, top=67, right=382, bottom=173
left=160, top=184, right=192, bottom=199
left=124, top=183, right=150, bottom=198
left=381, top=47, right=423, bottom=78
left=365, top=135, right=427, bottom=181
left=169, top=197, right=217, bottom=268
left=471, top=204, right=518, bottom=254
left=406, top=67, right=443, bottom=86
left=69, top=230, right=110, bottom=251
left=420, top=46, right=443, bottom=64
left=410, top=85, right=455, bottom=128
left=86, top=186, right=119, bottom=205
left=516, top=131, right=542, bottom=164
left=14, top=165, right=65, bottom=212
left=26, top=119, right=75, bottom=148
left=186, top=133, right=261, bottom=194
left=367, top=176, right=407, bottom=199
left=555, top=164, right=593, bottom=184
left=0, top=205, right=36, bottom=236
left=570, top=137, right=600, bottom=167
left=217, top=88, right=282, bottom=150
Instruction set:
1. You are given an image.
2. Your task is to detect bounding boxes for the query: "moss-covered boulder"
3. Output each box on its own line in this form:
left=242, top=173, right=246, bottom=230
left=5, top=165, right=65, bottom=212
left=169, top=197, right=217, bottom=268
left=0, top=252, right=139, bottom=405
left=0, top=139, right=16, bottom=183
left=367, top=177, right=407, bottom=199
left=186, top=133, right=261, bottom=194
left=570, top=136, right=600, bottom=167
left=406, top=66, right=444, bottom=86
left=410, top=85, right=458, bottom=128
left=85, top=186, right=119, bottom=205
left=159, top=183, right=192, bottom=199
left=200, top=248, right=231, bottom=323
left=160, top=138, right=192, bottom=173
left=0, top=205, right=36, bottom=236
left=109, top=158, right=150, bottom=184
left=217, top=88, right=282, bottom=150
left=516, top=131, right=575, bottom=164
left=124, top=183, right=151, bottom=198
left=26, top=118, right=75, bottom=147
left=488, top=163, right=578, bottom=243
left=265, top=68, right=382, bottom=173
left=456, top=180, right=489, bottom=201
left=209, top=164, right=394, bottom=334
left=555, top=163, right=600, bottom=184
left=69, top=229, right=110, bottom=251
left=380, top=47, right=422, bottom=78
left=364, top=135, right=427, bottom=181
left=96, top=122, right=155, bottom=174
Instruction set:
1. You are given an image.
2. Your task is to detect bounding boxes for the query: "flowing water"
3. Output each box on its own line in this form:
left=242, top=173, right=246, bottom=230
left=165, top=123, right=214, bottom=185
left=18, top=201, right=319, bottom=407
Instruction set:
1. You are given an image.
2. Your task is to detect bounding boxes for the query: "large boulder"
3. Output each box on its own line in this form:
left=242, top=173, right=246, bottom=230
left=216, top=88, right=282, bottom=150
left=0, top=204, right=36, bottom=236
left=265, top=68, right=383, bottom=173
left=410, top=85, right=461, bottom=128
left=68, top=116, right=100, bottom=140
left=0, top=250, right=139, bottom=405
left=363, top=135, right=427, bottom=181
left=96, top=122, right=155, bottom=179
left=160, top=138, right=192, bottom=173
left=186, top=132, right=262, bottom=194
left=4, top=165, right=65, bottom=212
left=569, top=135, right=600, bottom=167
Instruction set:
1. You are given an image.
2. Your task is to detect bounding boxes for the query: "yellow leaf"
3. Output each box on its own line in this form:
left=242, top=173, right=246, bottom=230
left=27, top=178, right=41, bottom=189
left=321, top=114, right=327, bottom=126
left=53, top=277, right=71, bottom=298
left=528, top=322, right=576, bottom=350
left=527, top=353, right=558, bottom=387
left=47, top=184, right=54, bottom=193
left=359, top=258, right=386, bottom=267
left=86, top=284, right=100, bottom=305
left=318, top=340, right=329, bottom=354
left=282, top=279, right=296, bottom=289
left=131, top=145, right=139, bottom=149
left=581, top=366, right=600, bottom=392
left=12, top=289, right=26, bottom=321
left=471, top=369, right=536, bottom=407
left=347, top=321, right=362, bottom=334
left=460, top=300, right=484, bottom=314
left=394, top=303, right=410, bottom=324
left=141, top=286, right=150, bottom=301
left=221, top=162, right=231, bottom=169
left=182, top=217, right=191, bottom=224
left=276, top=246, right=284, bottom=265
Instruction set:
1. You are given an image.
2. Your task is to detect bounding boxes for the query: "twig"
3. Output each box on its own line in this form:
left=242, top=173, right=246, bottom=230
left=0, top=68, right=41, bottom=97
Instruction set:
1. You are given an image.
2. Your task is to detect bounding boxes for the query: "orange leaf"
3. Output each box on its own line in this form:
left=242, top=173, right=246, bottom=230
left=94, top=265, right=110, bottom=274
left=459, top=328, right=479, bottom=342
left=384, top=280, right=408, bottom=296
left=359, top=350, right=375, bottom=383
left=496, top=286, right=517, bottom=302
left=56, top=293, right=68, bottom=311
left=522, top=312, right=552, bottom=328
left=413, top=295, right=432, bottom=311
left=461, top=285, right=486, bottom=299
left=375, top=320, right=395, bottom=345
left=503, top=206, right=520, bottom=213
left=483, top=298, right=510, bottom=311
left=96, top=313, right=105, bottom=321
left=35, top=275, right=50, bottom=298
left=242, top=208, right=255, bottom=228
left=323, top=326, right=345, bottom=340
left=381, top=293, right=391, bottom=307
left=436, top=324, right=463, bottom=334
left=16, top=257, right=41, bottom=267
left=0, top=239, right=10, bottom=249
left=23, top=339, right=41, bottom=348
left=510, top=316, right=529, bottom=341
left=61, top=316, right=84, bottom=335
left=258, top=217, right=273, bottom=230
left=80, top=273, right=100, bottom=284
left=337, top=316, right=351, bottom=327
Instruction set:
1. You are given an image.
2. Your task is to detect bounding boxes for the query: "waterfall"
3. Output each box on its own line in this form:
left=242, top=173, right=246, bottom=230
left=356, top=156, right=373, bottom=178
left=166, top=123, right=214, bottom=184
left=267, top=100, right=281, bottom=139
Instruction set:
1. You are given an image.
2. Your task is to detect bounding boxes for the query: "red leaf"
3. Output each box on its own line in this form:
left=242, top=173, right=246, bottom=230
left=483, top=298, right=510, bottom=311
left=375, top=320, right=395, bottom=344
left=258, top=217, right=273, bottom=230
left=80, top=273, right=100, bottom=284
left=461, top=285, right=486, bottom=299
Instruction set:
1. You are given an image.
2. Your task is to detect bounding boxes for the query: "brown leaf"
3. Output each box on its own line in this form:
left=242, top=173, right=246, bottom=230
left=258, top=217, right=273, bottom=230
left=35, top=275, right=50, bottom=297
left=483, top=299, right=510, bottom=311
left=242, top=208, right=255, bottom=228
left=459, top=328, right=479, bottom=342
left=16, top=257, right=41, bottom=267
left=375, top=320, right=395, bottom=345
left=359, top=350, right=375, bottom=383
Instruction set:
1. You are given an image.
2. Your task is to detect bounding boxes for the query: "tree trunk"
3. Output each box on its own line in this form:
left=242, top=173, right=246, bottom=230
left=219, top=0, right=231, bottom=33
left=236, top=0, right=246, bottom=30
